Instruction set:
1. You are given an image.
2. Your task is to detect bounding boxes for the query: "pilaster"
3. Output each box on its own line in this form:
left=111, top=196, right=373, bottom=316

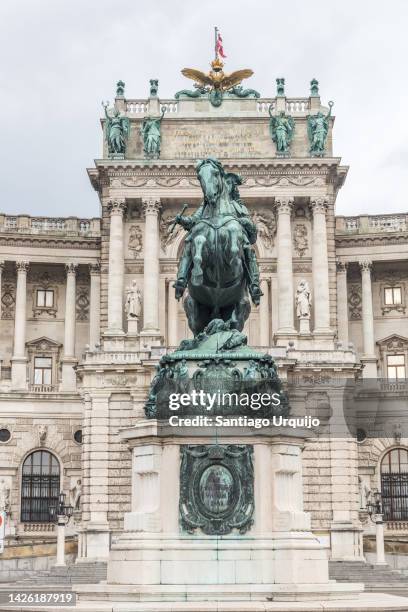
left=274, top=197, right=296, bottom=343
left=11, top=261, right=29, bottom=390
left=60, top=262, right=78, bottom=391
left=310, top=198, right=333, bottom=345
left=359, top=260, right=377, bottom=378
left=336, top=261, right=349, bottom=347
left=141, top=198, right=162, bottom=341
left=89, top=262, right=101, bottom=349
left=106, top=199, right=126, bottom=337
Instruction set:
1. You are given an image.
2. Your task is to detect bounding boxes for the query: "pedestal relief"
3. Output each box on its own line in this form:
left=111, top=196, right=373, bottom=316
left=179, top=445, right=254, bottom=535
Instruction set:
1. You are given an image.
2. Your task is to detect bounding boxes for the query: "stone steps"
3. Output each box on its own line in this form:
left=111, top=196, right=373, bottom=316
left=18, top=561, right=107, bottom=585
left=329, top=560, right=408, bottom=589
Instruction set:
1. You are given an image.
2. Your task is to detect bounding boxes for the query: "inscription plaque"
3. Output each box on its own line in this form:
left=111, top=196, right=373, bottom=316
left=199, top=465, right=233, bottom=514
left=179, top=444, right=254, bottom=535
left=161, top=122, right=270, bottom=159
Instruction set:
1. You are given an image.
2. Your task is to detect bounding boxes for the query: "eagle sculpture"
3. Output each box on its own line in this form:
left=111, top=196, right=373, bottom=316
left=177, top=58, right=256, bottom=107
left=182, top=58, right=253, bottom=92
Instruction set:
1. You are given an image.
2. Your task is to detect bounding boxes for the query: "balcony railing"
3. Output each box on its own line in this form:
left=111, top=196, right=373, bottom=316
left=337, top=214, right=408, bottom=235
left=386, top=521, right=408, bottom=531
left=0, top=215, right=100, bottom=236
left=29, top=384, right=58, bottom=393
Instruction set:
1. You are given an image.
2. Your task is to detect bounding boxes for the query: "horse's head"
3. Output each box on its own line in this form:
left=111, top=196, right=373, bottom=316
left=196, top=158, right=225, bottom=207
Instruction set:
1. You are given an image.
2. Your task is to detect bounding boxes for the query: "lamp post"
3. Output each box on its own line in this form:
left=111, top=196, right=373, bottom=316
left=366, top=488, right=386, bottom=565
left=49, top=492, right=73, bottom=567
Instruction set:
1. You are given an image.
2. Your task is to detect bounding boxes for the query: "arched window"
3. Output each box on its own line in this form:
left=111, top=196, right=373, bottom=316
left=381, top=448, right=408, bottom=521
left=21, top=451, right=60, bottom=523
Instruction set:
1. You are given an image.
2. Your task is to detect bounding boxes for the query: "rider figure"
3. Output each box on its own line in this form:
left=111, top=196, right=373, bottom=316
left=172, top=167, right=263, bottom=305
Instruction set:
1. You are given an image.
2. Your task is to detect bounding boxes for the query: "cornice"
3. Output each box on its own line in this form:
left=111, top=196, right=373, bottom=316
left=93, top=157, right=345, bottom=173
left=335, top=233, right=408, bottom=248
left=0, top=234, right=101, bottom=250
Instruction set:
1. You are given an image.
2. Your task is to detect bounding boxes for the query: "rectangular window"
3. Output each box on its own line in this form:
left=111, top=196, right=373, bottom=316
left=36, top=289, right=54, bottom=308
left=384, top=286, right=402, bottom=305
left=34, top=357, right=52, bottom=385
left=387, top=354, right=406, bottom=380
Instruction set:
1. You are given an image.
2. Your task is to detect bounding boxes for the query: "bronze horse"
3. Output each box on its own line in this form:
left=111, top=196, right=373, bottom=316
left=174, top=159, right=259, bottom=335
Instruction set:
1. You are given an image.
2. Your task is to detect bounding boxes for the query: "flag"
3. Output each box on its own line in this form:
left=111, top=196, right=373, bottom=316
left=216, top=32, right=226, bottom=59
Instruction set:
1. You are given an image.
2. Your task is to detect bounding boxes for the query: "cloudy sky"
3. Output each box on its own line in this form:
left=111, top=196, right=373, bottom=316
left=1, top=0, right=407, bottom=218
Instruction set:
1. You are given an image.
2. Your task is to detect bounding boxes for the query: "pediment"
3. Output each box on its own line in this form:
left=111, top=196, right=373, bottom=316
left=26, top=336, right=62, bottom=350
left=376, top=334, right=408, bottom=351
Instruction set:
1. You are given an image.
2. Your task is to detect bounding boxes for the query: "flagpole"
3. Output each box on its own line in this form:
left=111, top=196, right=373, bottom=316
left=214, top=26, right=218, bottom=59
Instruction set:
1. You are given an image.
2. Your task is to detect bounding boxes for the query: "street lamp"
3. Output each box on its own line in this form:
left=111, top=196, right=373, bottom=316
left=49, top=492, right=73, bottom=567
left=366, top=488, right=386, bottom=565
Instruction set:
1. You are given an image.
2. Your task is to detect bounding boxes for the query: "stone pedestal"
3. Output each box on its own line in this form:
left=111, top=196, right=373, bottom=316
left=100, top=421, right=361, bottom=603
left=298, top=316, right=311, bottom=335
left=127, top=316, right=140, bottom=335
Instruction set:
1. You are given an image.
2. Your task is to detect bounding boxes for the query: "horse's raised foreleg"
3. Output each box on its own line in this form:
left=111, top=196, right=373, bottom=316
left=191, top=234, right=206, bottom=286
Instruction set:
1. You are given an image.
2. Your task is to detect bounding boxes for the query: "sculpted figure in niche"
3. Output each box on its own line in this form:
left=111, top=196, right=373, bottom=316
left=70, top=478, right=82, bottom=510
left=293, top=224, right=308, bottom=257
left=296, top=280, right=312, bottom=318
left=125, top=280, right=142, bottom=319
left=0, top=478, right=10, bottom=512
left=251, top=211, right=276, bottom=250
left=128, top=225, right=143, bottom=258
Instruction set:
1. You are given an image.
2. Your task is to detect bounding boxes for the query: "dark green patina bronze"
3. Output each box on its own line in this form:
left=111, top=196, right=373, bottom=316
left=175, top=85, right=260, bottom=107
left=307, top=101, right=333, bottom=157
left=140, top=109, right=165, bottom=159
left=179, top=445, right=254, bottom=535
left=102, top=103, right=130, bottom=157
left=269, top=108, right=295, bottom=155
left=143, top=158, right=289, bottom=422
left=173, top=158, right=262, bottom=335
left=144, top=318, right=289, bottom=419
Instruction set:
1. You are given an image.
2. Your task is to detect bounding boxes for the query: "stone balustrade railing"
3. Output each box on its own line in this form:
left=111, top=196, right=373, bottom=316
left=0, top=214, right=101, bottom=236
left=386, top=521, right=408, bottom=530
left=124, top=97, right=313, bottom=117
left=83, top=351, right=144, bottom=365
left=336, top=214, right=408, bottom=234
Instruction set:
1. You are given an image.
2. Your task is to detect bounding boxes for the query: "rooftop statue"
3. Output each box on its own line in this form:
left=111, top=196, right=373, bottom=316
left=269, top=108, right=295, bottom=155
left=171, top=158, right=262, bottom=336
left=102, top=102, right=130, bottom=157
left=140, top=109, right=165, bottom=159
left=307, top=101, right=334, bottom=157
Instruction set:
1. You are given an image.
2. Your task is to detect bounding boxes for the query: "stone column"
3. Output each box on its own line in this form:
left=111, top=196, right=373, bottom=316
left=259, top=279, right=269, bottom=346
left=89, top=263, right=101, bottom=349
left=167, top=279, right=178, bottom=347
left=275, top=198, right=296, bottom=338
left=359, top=260, right=377, bottom=377
left=0, top=261, right=4, bottom=320
left=11, top=261, right=29, bottom=389
left=310, top=198, right=332, bottom=335
left=336, top=261, right=349, bottom=346
left=61, top=263, right=78, bottom=391
left=107, top=199, right=126, bottom=335
left=141, top=198, right=161, bottom=336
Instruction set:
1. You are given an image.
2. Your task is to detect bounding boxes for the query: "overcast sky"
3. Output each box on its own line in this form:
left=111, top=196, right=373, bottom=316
left=1, top=0, right=407, bottom=219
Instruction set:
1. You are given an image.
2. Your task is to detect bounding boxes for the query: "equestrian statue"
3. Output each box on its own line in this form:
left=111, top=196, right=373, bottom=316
left=171, top=158, right=262, bottom=336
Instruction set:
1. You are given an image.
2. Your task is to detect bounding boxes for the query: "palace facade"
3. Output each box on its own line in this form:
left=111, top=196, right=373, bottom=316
left=1, top=78, right=408, bottom=570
